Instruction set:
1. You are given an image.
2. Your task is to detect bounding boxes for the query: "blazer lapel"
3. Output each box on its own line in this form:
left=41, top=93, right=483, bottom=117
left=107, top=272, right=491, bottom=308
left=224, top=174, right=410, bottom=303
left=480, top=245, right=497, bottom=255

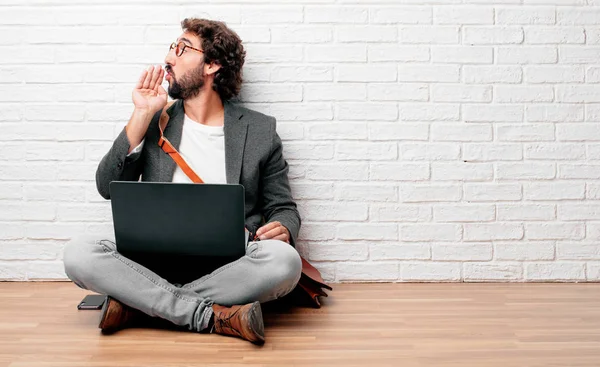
left=224, top=101, right=247, bottom=184
left=161, top=100, right=184, bottom=182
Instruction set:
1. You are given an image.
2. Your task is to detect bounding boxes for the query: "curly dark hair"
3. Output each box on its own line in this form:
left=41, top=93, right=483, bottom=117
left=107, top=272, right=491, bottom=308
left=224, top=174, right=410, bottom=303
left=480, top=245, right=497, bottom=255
left=181, top=18, right=246, bottom=102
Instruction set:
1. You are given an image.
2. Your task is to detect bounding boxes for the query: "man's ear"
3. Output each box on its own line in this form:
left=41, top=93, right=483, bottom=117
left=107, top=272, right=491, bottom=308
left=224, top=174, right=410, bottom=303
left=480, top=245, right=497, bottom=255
left=205, top=62, right=221, bottom=76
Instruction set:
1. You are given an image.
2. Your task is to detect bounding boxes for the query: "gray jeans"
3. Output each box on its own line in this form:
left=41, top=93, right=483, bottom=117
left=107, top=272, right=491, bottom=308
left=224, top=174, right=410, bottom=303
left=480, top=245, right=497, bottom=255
left=63, top=236, right=302, bottom=332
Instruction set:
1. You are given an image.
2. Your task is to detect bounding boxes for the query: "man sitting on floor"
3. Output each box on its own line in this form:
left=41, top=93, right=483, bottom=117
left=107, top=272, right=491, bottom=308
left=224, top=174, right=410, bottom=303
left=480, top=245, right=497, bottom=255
left=63, top=18, right=302, bottom=345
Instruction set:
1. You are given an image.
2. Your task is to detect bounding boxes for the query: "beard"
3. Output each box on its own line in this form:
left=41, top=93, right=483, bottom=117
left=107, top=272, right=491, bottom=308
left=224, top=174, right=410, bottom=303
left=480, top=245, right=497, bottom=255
left=167, top=63, right=205, bottom=100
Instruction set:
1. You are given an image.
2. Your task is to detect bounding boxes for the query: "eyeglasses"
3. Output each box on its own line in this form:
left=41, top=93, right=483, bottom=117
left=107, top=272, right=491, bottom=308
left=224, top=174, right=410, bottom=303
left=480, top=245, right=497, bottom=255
left=169, top=41, right=204, bottom=57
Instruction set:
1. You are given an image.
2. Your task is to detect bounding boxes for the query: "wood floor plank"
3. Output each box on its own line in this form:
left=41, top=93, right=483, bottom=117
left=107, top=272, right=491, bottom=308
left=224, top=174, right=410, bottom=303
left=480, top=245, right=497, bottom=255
left=0, top=282, right=599, bottom=366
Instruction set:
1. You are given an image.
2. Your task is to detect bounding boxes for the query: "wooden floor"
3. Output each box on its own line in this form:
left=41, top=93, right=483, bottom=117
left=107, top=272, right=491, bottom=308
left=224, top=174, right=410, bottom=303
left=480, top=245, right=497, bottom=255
left=1, top=283, right=600, bottom=367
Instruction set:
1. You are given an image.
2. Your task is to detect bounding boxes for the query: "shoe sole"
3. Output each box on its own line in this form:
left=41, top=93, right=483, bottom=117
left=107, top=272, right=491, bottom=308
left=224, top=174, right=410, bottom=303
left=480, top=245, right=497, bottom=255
left=248, top=301, right=265, bottom=345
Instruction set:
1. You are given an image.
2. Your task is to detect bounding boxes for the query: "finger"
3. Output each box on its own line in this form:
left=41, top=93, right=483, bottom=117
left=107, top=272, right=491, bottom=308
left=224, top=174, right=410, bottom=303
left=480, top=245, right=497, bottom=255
left=135, top=69, right=148, bottom=89
left=149, top=65, right=161, bottom=90
left=157, top=84, right=167, bottom=96
left=141, top=65, right=153, bottom=89
left=260, top=225, right=285, bottom=240
left=154, top=68, right=164, bottom=92
left=256, top=221, right=280, bottom=237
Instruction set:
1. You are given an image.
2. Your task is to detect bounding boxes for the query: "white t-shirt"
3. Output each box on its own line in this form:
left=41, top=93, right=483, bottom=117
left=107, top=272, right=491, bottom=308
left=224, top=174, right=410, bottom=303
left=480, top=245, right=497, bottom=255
left=127, top=114, right=227, bottom=184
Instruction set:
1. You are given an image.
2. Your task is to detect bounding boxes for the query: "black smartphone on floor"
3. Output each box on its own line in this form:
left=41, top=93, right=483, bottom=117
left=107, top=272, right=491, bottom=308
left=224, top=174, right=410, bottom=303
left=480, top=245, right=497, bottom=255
left=77, top=294, right=106, bottom=310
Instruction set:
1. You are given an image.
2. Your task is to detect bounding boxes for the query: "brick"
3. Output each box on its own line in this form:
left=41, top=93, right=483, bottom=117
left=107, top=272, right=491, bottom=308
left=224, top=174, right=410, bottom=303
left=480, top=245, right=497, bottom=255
left=369, top=45, right=429, bottom=62
left=398, top=65, right=460, bottom=82
left=525, top=27, right=585, bottom=44
left=557, top=124, right=600, bottom=141
left=559, top=164, right=600, bottom=179
left=400, top=104, right=459, bottom=121
left=0, top=241, right=63, bottom=260
left=336, top=142, right=397, bottom=161
left=496, top=7, right=555, bottom=25
left=335, top=183, right=397, bottom=202
left=464, top=223, right=524, bottom=241
left=337, top=65, right=397, bottom=82
left=463, top=27, right=524, bottom=45
left=308, top=122, right=367, bottom=140
left=463, top=66, right=522, bottom=84
left=337, top=26, right=397, bottom=43
left=307, top=243, right=368, bottom=262
left=434, top=204, right=495, bottom=222
left=27, top=261, right=67, bottom=280
left=497, top=162, right=555, bottom=180
left=271, top=26, right=332, bottom=44
left=526, top=262, right=585, bottom=281
left=370, top=243, right=430, bottom=261
left=557, top=243, right=600, bottom=260
left=557, top=85, right=600, bottom=103
left=463, top=104, right=523, bottom=122
left=464, top=263, right=523, bottom=281
left=524, top=182, right=585, bottom=201
left=307, top=45, right=366, bottom=62
left=497, top=204, right=556, bottom=221
left=298, top=224, right=335, bottom=241
left=401, top=184, right=462, bottom=203
left=558, top=204, right=600, bottom=220
left=306, top=163, right=369, bottom=181
left=526, top=104, right=584, bottom=122
left=526, top=223, right=585, bottom=240
left=401, top=143, right=460, bottom=161
left=290, top=183, right=334, bottom=201
left=239, top=84, right=302, bottom=103
left=560, top=47, right=600, bottom=64
left=434, top=7, right=493, bottom=25
left=498, top=46, right=557, bottom=64
left=305, top=84, right=366, bottom=101
left=338, top=103, right=398, bottom=121
left=370, top=163, right=430, bottom=181
left=402, top=262, right=461, bottom=281
left=337, top=262, right=399, bottom=281
left=297, top=202, right=368, bottom=222
left=432, top=243, right=492, bottom=261
left=283, top=142, right=334, bottom=160
left=271, top=66, right=332, bottom=82
left=525, top=143, right=585, bottom=160
left=431, top=163, right=493, bottom=181
left=432, top=46, right=493, bottom=64
left=368, top=84, right=428, bottom=102
left=305, top=6, right=368, bottom=24
left=370, top=7, right=432, bottom=24
left=401, top=224, right=461, bottom=242
left=369, top=123, right=428, bottom=141
left=463, top=143, right=522, bottom=161
left=495, top=242, right=555, bottom=261
left=270, top=104, right=334, bottom=122
left=400, top=26, right=459, bottom=44
left=464, top=183, right=522, bottom=202
left=558, top=8, right=600, bottom=25
left=497, top=124, right=555, bottom=142
left=431, top=85, right=492, bottom=103
left=432, top=124, right=492, bottom=142
left=0, top=183, right=23, bottom=200
left=241, top=6, right=302, bottom=24
left=495, top=86, right=554, bottom=103
left=370, top=204, right=431, bottom=222
left=244, top=45, right=303, bottom=63
left=336, top=223, right=398, bottom=241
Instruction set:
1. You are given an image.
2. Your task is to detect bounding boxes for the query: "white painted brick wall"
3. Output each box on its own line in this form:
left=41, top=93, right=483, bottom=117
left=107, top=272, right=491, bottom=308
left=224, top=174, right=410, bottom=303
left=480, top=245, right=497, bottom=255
left=2, top=0, right=600, bottom=283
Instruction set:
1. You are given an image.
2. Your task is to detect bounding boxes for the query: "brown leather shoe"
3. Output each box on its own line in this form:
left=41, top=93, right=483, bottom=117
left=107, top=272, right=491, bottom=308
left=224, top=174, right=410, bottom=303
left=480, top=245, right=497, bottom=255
left=98, top=296, right=145, bottom=334
left=212, top=301, right=265, bottom=344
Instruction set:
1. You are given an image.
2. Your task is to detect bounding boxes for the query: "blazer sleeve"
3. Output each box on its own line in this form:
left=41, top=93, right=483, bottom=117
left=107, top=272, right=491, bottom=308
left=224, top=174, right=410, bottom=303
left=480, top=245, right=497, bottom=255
left=260, top=117, right=302, bottom=247
left=95, top=111, right=159, bottom=200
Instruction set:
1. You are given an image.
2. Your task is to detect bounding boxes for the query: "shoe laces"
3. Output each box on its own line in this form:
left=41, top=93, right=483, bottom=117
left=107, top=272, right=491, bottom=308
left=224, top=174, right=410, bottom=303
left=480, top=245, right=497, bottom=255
left=215, top=308, right=243, bottom=337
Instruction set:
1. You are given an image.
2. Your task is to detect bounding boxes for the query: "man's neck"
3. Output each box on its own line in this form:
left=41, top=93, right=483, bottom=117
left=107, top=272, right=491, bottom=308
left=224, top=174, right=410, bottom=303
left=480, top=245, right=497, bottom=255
left=182, top=91, right=225, bottom=127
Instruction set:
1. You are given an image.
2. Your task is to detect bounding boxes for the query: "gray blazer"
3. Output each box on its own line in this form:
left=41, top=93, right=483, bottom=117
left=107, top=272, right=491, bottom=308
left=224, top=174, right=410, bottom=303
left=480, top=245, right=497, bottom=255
left=96, top=99, right=301, bottom=247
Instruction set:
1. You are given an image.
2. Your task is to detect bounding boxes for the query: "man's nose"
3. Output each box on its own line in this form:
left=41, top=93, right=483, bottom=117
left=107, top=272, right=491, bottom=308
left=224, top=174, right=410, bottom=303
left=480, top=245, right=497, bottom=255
left=164, top=49, right=176, bottom=66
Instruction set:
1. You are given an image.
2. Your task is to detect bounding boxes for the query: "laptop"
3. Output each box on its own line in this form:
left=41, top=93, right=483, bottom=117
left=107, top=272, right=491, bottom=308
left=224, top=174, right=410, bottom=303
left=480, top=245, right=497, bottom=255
left=109, top=181, right=248, bottom=259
